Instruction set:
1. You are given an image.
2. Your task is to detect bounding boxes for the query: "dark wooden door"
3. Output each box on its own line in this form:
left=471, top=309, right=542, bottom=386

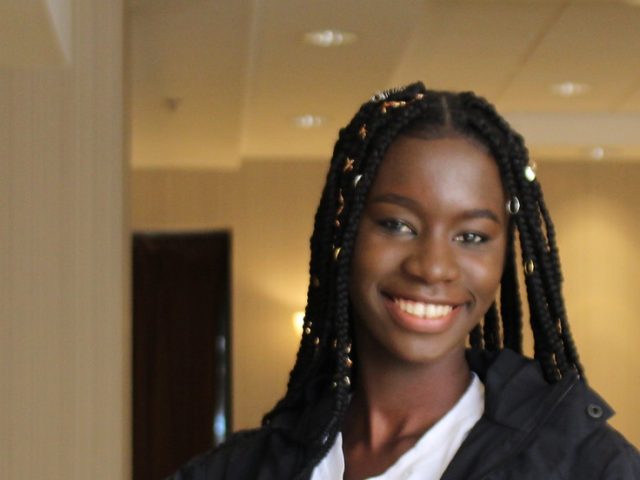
left=132, top=231, right=231, bottom=480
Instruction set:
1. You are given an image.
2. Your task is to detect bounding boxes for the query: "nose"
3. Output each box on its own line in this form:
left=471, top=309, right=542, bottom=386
left=401, top=235, right=460, bottom=285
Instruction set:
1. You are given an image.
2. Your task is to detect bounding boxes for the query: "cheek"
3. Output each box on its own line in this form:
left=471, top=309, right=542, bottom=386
left=349, top=231, right=405, bottom=307
left=464, top=249, right=506, bottom=300
left=351, top=237, right=404, bottom=286
left=352, top=227, right=396, bottom=277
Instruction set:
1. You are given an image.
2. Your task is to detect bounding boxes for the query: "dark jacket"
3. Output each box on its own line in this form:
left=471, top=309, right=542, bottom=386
left=170, top=350, right=640, bottom=479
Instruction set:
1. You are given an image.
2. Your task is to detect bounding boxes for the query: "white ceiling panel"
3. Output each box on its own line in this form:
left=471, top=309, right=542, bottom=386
left=390, top=0, right=569, bottom=102
left=500, top=1, right=640, bottom=111
left=129, top=0, right=640, bottom=168
left=618, top=82, right=640, bottom=110
left=131, top=0, right=253, bottom=168
left=240, top=0, right=424, bottom=159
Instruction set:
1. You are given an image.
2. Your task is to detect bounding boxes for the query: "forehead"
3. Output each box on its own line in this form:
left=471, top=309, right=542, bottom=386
left=370, top=135, right=506, bottom=210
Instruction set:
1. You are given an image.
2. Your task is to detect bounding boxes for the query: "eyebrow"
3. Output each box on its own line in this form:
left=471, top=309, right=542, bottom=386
left=459, top=209, right=502, bottom=224
left=370, top=193, right=503, bottom=225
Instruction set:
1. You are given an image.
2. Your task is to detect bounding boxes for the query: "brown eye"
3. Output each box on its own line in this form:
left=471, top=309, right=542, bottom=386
left=377, top=219, right=415, bottom=235
left=454, top=232, right=487, bottom=244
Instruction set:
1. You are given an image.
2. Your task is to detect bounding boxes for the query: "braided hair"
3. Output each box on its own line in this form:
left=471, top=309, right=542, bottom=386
left=263, top=82, right=583, bottom=476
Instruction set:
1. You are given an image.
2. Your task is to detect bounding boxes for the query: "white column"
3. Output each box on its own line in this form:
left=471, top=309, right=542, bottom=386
left=0, top=1, right=129, bottom=478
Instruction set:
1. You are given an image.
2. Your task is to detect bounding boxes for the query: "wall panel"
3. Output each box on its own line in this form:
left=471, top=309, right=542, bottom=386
left=0, top=1, right=127, bottom=478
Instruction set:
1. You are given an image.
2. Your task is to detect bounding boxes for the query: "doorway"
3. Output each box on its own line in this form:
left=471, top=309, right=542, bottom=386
left=132, top=231, right=231, bottom=479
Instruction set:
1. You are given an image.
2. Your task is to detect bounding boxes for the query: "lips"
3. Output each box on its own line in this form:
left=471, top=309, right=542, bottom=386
left=395, top=298, right=453, bottom=319
left=383, top=294, right=464, bottom=334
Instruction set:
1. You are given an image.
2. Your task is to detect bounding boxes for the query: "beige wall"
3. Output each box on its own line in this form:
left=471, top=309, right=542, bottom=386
left=132, top=162, right=327, bottom=432
left=541, top=161, right=640, bottom=446
left=132, top=159, right=640, bottom=448
left=0, top=1, right=128, bottom=478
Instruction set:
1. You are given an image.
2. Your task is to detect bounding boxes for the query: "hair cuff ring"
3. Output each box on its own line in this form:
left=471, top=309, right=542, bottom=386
left=506, top=196, right=520, bottom=215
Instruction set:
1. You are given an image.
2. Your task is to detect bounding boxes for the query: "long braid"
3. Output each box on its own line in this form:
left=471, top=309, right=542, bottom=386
left=534, top=183, right=583, bottom=374
left=500, top=236, right=523, bottom=353
left=264, top=83, right=583, bottom=477
left=469, top=324, right=483, bottom=350
left=483, top=304, right=501, bottom=352
left=264, top=119, right=359, bottom=422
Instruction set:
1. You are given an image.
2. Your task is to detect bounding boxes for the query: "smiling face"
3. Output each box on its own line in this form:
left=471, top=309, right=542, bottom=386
left=349, top=135, right=508, bottom=368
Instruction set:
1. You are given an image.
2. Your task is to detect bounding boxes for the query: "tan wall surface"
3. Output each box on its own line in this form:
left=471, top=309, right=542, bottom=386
left=132, top=162, right=327, bottom=433
left=132, top=159, right=640, bottom=448
left=0, top=1, right=128, bottom=478
left=541, top=161, right=640, bottom=447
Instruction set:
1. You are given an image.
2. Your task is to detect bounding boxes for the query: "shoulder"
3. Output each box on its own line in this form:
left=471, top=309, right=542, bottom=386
left=511, top=354, right=640, bottom=477
left=464, top=349, right=640, bottom=478
left=167, top=424, right=311, bottom=480
left=567, top=421, right=640, bottom=479
left=553, top=374, right=640, bottom=477
left=167, top=387, right=335, bottom=480
left=167, top=428, right=280, bottom=480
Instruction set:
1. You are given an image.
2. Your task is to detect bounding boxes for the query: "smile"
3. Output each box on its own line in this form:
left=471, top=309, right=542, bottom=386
left=395, top=298, right=453, bottom=319
left=383, top=295, right=464, bottom=334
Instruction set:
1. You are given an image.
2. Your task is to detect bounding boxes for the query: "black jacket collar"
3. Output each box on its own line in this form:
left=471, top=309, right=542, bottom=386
left=272, top=349, right=613, bottom=446
left=466, top=348, right=612, bottom=432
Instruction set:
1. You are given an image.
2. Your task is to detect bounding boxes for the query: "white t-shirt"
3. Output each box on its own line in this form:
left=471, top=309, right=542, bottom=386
left=310, top=373, right=484, bottom=480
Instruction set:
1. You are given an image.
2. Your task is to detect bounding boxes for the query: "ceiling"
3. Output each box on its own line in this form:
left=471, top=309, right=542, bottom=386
left=128, top=0, right=640, bottom=169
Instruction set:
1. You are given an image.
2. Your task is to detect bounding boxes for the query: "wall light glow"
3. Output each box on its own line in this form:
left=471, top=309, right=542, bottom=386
left=292, top=311, right=305, bottom=336
left=590, top=147, right=605, bottom=160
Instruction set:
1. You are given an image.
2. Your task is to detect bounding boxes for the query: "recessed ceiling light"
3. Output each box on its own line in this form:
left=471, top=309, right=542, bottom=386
left=550, top=82, right=591, bottom=97
left=303, top=30, right=356, bottom=47
left=293, top=114, right=325, bottom=128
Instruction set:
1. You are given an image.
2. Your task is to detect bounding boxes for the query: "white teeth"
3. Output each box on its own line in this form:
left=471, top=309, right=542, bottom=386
left=396, top=298, right=453, bottom=319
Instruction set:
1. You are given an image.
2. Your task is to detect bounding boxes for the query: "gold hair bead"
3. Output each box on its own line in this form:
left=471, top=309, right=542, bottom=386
left=331, top=381, right=337, bottom=389
left=353, top=174, right=363, bottom=188
left=304, top=326, right=311, bottom=335
left=332, top=339, right=338, bottom=349
left=343, top=376, right=351, bottom=387
left=525, top=259, right=535, bottom=275
left=314, top=337, right=320, bottom=346
left=345, top=343, right=352, bottom=354
left=343, top=157, right=355, bottom=173
left=345, top=356, right=353, bottom=368
left=333, top=246, right=341, bottom=260
left=359, top=124, right=367, bottom=139
left=381, top=100, right=406, bottom=113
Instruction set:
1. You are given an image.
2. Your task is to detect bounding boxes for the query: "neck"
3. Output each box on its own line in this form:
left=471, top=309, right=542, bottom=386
left=343, top=345, right=471, bottom=451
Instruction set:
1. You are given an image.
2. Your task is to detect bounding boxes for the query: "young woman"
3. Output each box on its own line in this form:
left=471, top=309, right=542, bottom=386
left=171, top=83, right=640, bottom=479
